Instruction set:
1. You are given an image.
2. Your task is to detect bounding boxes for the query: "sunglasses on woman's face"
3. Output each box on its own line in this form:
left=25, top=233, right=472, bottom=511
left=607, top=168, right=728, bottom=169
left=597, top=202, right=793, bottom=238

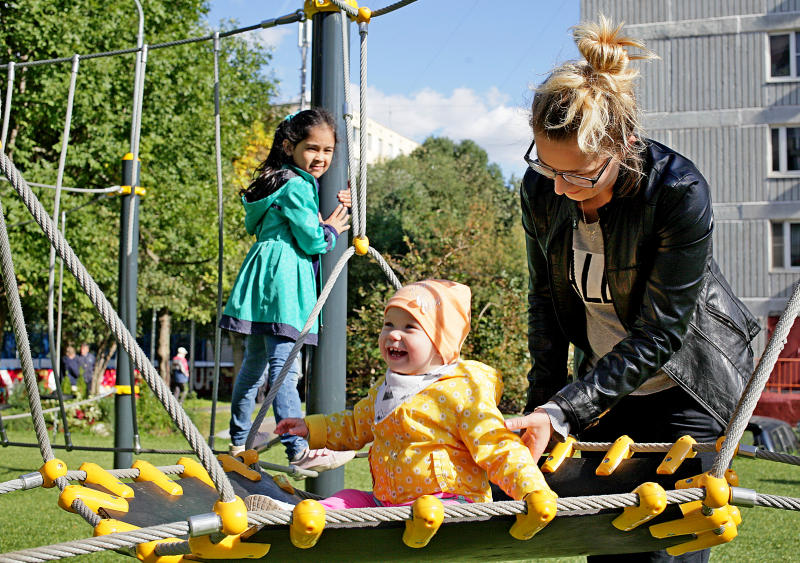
left=523, top=140, right=612, bottom=189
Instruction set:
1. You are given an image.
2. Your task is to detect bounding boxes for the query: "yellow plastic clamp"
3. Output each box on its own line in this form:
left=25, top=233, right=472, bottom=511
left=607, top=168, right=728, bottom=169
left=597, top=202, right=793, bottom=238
left=178, top=457, right=215, bottom=489
left=675, top=472, right=731, bottom=509
left=115, top=384, right=141, bottom=395
left=724, top=468, right=739, bottom=487
left=217, top=454, right=261, bottom=482
left=58, top=484, right=129, bottom=514
left=118, top=186, right=147, bottom=196
left=273, top=474, right=296, bottom=495
left=214, top=495, right=249, bottom=536
left=649, top=500, right=734, bottom=538
left=509, top=489, right=558, bottom=540
left=234, top=450, right=260, bottom=465
left=94, top=518, right=139, bottom=536
left=403, top=495, right=444, bottom=548
left=132, top=460, right=182, bottom=496
left=612, top=482, right=667, bottom=531
left=304, top=0, right=359, bottom=19
left=596, top=435, right=634, bottom=476
left=80, top=462, right=135, bottom=498
left=357, top=6, right=371, bottom=23
left=39, top=458, right=68, bottom=488
left=666, top=520, right=738, bottom=556
left=290, top=499, right=326, bottom=549
left=188, top=529, right=270, bottom=559
left=353, top=236, right=370, bottom=255
left=136, top=538, right=185, bottom=563
left=541, top=436, right=576, bottom=473
left=657, top=435, right=697, bottom=475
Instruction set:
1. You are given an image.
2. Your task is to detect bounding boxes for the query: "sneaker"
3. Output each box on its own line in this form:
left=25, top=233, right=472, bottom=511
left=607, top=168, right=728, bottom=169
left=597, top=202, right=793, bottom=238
left=227, top=432, right=271, bottom=457
left=244, top=494, right=294, bottom=512
left=291, top=448, right=356, bottom=472
left=228, top=443, right=246, bottom=457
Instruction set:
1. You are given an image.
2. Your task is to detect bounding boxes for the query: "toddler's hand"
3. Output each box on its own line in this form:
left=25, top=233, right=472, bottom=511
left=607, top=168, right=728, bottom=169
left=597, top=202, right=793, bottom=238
left=337, top=189, right=352, bottom=208
left=275, top=418, right=310, bottom=438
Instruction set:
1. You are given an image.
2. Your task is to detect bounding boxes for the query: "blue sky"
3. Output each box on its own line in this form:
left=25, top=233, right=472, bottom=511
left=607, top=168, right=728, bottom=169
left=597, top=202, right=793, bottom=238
left=205, top=1, right=580, bottom=177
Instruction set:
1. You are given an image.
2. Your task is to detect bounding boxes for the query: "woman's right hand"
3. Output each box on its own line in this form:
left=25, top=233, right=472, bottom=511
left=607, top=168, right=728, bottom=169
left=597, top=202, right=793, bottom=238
left=275, top=418, right=310, bottom=438
left=504, top=410, right=554, bottom=462
left=322, top=204, right=351, bottom=234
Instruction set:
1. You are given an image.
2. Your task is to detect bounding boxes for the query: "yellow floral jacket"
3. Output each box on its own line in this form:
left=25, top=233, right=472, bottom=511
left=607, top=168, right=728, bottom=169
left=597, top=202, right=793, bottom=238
left=305, top=360, right=549, bottom=504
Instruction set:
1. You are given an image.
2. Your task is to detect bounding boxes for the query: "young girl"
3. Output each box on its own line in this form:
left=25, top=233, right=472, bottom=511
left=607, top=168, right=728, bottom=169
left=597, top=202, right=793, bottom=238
left=220, top=108, right=354, bottom=472
left=276, top=280, right=552, bottom=508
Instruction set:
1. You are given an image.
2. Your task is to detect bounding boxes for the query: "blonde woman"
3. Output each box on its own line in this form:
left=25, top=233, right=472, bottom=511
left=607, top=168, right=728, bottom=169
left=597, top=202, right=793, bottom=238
left=506, top=17, right=759, bottom=562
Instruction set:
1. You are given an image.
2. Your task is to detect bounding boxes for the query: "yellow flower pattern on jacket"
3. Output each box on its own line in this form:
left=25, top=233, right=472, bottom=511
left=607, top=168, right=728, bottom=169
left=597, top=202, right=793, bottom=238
left=305, top=360, right=549, bottom=504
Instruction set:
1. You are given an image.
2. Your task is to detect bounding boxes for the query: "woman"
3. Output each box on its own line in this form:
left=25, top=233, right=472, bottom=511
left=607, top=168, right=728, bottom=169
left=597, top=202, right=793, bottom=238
left=505, top=16, right=759, bottom=563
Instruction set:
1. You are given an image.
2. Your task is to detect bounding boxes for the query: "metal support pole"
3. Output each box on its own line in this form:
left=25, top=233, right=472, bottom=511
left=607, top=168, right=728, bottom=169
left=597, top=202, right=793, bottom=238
left=188, top=320, right=195, bottom=401
left=308, top=9, right=349, bottom=496
left=114, top=155, right=141, bottom=468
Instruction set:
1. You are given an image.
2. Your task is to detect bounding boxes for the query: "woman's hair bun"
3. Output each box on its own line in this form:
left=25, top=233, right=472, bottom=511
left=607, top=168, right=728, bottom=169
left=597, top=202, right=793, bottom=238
left=574, top=14, right=651, bottom=74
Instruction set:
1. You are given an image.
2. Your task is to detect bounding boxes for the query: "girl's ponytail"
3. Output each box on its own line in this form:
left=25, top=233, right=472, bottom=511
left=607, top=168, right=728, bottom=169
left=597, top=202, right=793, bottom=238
left=242, top=108, right=337, bottom=202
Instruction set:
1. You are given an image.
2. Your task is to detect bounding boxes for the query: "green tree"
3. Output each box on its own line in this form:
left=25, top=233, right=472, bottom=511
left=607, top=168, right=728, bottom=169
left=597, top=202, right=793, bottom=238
left=0, top=1, right=279, bottom=378
left=347, top=138, right=530, bottom=411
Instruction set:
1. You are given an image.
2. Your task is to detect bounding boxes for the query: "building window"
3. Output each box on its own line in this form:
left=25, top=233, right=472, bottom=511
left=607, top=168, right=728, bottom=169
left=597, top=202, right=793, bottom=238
left=771, top=221, right=800, bottom=269
left=770, top=127, right=800, bottom=174
left=770, top=32, right=800, bottom=78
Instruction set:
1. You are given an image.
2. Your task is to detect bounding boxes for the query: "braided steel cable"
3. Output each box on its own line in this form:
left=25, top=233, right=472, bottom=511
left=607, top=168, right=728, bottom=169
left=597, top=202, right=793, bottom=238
left=339, top=10, right=362, bottom=236
left=371, top=0, right=420, bottom=17
left=0, top=150, right=235, bottom=503
left=711, top=280, right=800, bottom=479
left=326, top=0, right=359, bottom=18
left=755, top=449, right=800, bottom=466
left=1, top=62, right=14, bottom=148
left=246, top=247, right=356, bottom=449
left=357, top=21, right=368, bottom=237
left=755, top=492, right=800, bottom=511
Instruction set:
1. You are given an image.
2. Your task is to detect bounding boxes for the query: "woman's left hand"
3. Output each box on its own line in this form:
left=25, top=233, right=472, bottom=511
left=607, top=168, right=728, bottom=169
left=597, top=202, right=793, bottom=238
left=505, top=411, right=554, bottom=462
left=337, top=189, right=352, bottom=208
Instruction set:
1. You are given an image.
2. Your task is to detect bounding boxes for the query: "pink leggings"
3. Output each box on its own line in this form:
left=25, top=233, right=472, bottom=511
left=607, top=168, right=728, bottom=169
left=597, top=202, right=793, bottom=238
left=319, top=489, right=472, bottom=509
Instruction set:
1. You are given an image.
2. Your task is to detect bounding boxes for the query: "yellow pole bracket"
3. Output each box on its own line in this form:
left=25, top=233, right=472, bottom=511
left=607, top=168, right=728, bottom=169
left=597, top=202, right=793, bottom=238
left=217, top=454, right=262, bottom=482
left=357, top=6, right=371, bottom=22
left=596, top=435, right=634, bottom=476
left=132, top=460, right=183, bottom=496
left=178, top=457, right=216, bottom=489
left=675, top=471, right=731, bottom=509
left=214, top=495, right=249, bottom=536
left=118, top=185, right=147, bottom=196
left=115, top=384, right=140, bottom=395
left=58, top=484, right=129, bottom=514
left=188, top=528, right=270, bottom=560
left=39, top=458, right=68, bottom=488
left=612, top=482, right=667, bottom=531
left=304, top=0, right=359, bottom=19
left=353, top=236, right=370, bottom=255
left=541, top=436, right=576, bottom=473
left=290, top=499, right=326, bottom=549
left=80, top=462, right=135, bottom=498
left=403, top=495, right=444, bottom=548
left=509, top=489, right=558, bottom=540
left=657, top=435, right=697, bottom=475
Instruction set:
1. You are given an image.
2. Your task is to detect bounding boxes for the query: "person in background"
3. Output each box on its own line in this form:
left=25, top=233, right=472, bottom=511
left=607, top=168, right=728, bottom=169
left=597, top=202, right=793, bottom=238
left=171, top=346, right=190, bottom=403
left=61, top=345, right=81, bottom=396
left=78, top=342, right=96, bottom=393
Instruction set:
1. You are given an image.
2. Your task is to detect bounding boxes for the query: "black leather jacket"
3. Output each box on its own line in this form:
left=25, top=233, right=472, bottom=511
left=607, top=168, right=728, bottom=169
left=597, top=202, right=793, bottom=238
left=521, top=139, right=760, bottom=432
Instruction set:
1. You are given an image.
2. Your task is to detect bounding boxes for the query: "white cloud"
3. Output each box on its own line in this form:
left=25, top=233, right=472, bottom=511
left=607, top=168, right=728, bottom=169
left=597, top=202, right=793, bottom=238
left=359, top=85, right=531, bottom=177
left=252, top=25, right=293, bottom=49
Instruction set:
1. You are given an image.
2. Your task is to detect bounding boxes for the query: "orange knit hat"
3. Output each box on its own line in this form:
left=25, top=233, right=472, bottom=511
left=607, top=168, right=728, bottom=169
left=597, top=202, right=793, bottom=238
left=384, top=279, right=472, bottom=364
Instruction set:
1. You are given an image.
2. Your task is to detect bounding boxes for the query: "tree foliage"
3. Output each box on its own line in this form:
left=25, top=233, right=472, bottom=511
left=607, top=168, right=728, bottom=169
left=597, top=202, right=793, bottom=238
left=0, top=1, right=279, bottom=357
left=347, top=138, right=530, bottom=411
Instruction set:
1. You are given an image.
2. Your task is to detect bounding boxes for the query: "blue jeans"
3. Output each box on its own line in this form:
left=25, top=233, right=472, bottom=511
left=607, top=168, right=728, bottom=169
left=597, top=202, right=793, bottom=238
left=229, top=334, right=308, bottom=461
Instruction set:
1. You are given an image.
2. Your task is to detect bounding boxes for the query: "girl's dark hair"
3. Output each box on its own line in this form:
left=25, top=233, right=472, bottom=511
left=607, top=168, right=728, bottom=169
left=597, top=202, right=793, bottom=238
left=241, top=108, right=337, bottom=202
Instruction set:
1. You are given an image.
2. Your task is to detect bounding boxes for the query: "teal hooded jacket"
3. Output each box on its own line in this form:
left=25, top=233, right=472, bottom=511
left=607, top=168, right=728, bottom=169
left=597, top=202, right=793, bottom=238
left=219, top=165, right=337, bottom=344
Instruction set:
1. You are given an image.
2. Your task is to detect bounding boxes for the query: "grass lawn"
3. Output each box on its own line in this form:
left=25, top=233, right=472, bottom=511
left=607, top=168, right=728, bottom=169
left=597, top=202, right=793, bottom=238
left=0, top=410, right=798, bottom=561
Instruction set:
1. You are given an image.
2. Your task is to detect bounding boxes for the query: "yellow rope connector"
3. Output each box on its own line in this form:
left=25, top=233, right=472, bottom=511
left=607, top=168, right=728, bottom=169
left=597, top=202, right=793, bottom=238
left=188, top=529, right=270, bottom=559
left=305, top=0, right=359, bottom=19
left=353, top=236, right=370, bottom=255
left=136, top=538, right=185, bottom=563
left=541, top=436, right=576, bottom=473
left=39, top=458, right=68, bottom=488
left=290, top=499, right=326, bottom=549
left=403, top=495, right=444, bottom=548
left=612, top=482, right=667, bottom=531
left=132, top=460, right=183, bottom=496
left=656, top=435, right=697, bottom=475
left=509, top=489, right=558, bottom=540
left=178, top=457, right=215, bottom=489
left=217, top=454, right=262, bottom=482
left=357, top=6, right=371, bottom=22
left=675, top=471, right=731, bottom=509
left=214, top=495, right=249, bottom=536
left=650, top=500, right=740, bottom=555
left=58, top=484, right=129, bottom=514
left=118, top=185, right=147, bottom=196
left=272, top=474, right=296, bottom=495
left=596, top=435, right=634, bottom=476
left=80, top=462, right=135, bottom=498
